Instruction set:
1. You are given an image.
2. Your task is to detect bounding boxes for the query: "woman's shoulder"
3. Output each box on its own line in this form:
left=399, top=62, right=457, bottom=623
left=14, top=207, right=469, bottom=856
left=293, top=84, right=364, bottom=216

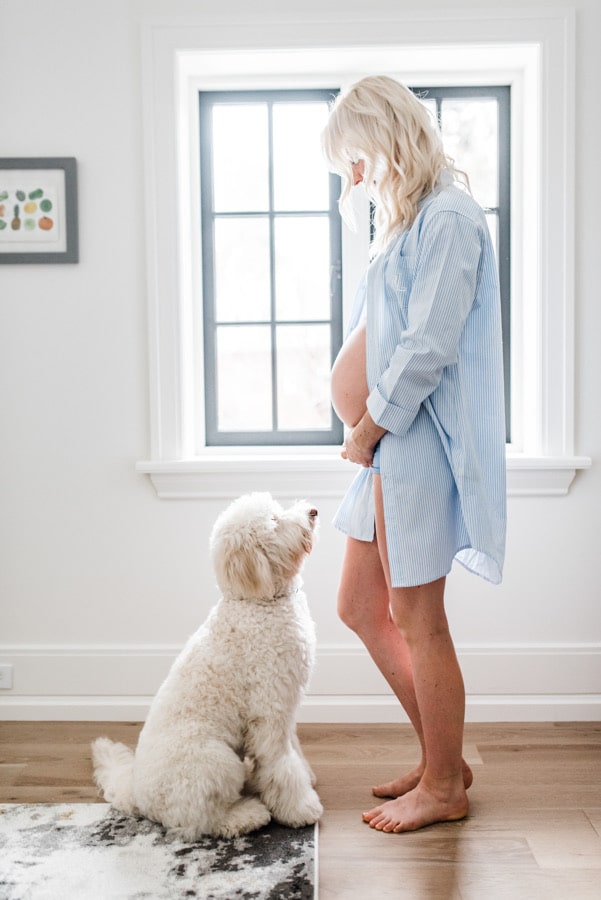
left=388, top=184, right=486, bottom=256
left=422, top=184, right=485, bottom=224
left=394, top=185, right=489, bottom=259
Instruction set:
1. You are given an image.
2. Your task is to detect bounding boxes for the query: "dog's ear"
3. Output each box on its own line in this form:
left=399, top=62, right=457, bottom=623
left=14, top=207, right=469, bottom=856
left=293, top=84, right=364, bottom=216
left=224, top=546, right=275, bottom=598
left=301, top=529, right=314, bottom=555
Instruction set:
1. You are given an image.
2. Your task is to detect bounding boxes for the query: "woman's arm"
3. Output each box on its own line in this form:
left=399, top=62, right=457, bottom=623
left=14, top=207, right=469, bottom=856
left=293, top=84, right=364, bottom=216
left=367, top=209, right=485, bottom=437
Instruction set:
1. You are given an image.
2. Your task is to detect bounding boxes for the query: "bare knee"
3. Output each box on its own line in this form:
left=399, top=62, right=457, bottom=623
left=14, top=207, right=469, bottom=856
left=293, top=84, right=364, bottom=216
left=337, top=582, right=393, bottom=638
left=388, top=579, right=449, bottom=643
left=337, top=537, right=389, bottom=635
left=337, top=587, right=363, bottom=634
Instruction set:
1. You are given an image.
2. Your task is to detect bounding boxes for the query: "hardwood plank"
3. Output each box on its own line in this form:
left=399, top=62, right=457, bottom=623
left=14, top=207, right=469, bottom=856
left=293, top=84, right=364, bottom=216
left=0, top=785, right=101, bottom=803
left=584, top=807, right=601, bottom=837
left=457, top=868, right=601, bottom=900
left=0, top=764, right=27, bottom=785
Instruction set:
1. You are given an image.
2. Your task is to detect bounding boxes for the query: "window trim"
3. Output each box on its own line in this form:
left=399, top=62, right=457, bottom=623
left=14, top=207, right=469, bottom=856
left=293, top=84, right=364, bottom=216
left=137, top=9, right=591, bottom=498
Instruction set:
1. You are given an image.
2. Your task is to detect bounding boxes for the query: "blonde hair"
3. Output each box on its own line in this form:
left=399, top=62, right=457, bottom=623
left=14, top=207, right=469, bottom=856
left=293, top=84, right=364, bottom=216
left=322, top=75, right=468, bottom=254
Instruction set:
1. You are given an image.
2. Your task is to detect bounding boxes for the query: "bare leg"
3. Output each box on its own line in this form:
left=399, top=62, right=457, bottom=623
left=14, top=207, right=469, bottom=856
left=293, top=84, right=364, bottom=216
left=337, top=481, right=472, bottom=802
left=361, top=477, right=469, bottom=832
left=337, top=534, right=425, bottom=743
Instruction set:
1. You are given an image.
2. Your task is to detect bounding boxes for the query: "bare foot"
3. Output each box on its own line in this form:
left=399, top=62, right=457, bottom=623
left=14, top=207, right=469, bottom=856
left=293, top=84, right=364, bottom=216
left=372, top=760, right=473, bottom=798
left=363, top=780, right=469, bottom=833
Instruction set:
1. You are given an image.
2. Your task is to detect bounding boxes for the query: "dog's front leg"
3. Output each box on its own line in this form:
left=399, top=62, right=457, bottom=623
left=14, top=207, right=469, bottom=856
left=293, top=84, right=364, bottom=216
left=245, top=720, right=323, bottom=828
left=291, top=728, right=318, bottom=787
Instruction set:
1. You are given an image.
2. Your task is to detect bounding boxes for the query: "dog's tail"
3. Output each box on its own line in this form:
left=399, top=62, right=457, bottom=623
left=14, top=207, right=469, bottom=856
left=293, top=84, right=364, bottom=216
left=91, top=737, right=138, bottom=815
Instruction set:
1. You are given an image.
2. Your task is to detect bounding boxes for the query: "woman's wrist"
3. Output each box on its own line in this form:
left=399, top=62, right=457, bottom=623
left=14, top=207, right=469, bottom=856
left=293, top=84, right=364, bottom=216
left=354, top=411, right=387, bottom=450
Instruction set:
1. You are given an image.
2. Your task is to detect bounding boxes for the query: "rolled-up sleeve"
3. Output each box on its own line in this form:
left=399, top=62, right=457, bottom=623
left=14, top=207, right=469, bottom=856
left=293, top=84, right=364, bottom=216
left=367, top=210, right=483, bottom=435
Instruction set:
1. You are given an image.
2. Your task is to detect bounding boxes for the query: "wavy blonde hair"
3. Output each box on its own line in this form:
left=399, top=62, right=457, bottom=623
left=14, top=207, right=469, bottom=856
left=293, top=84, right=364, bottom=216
left=322, top=75, right=469, bottom=254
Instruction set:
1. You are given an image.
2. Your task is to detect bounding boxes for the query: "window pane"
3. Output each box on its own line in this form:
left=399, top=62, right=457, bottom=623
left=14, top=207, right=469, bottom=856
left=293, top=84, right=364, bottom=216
left=214, top=218, right=271, bottom=322
left=440, top=98, right=498, bottom=207
left=419, top=97, right=437, bottom=119
left=216, top=325, right=272, bottom=430
left=272, top=102, right=331, bottom=211
left=274, top=217, right=331, bottom=320
left=276, top=324, right=331, bottom=429
left=212, top=104, right=269, bottom=212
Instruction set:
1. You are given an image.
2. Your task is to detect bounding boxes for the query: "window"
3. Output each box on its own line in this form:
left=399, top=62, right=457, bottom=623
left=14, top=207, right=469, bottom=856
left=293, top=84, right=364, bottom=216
left=138, top=12, right=590, bottom=497
left=198, top=89, right=343, bottom=446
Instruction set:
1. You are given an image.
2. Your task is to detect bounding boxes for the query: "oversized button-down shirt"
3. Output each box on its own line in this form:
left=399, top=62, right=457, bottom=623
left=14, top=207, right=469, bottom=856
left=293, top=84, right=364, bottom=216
left=333, top=183, right=507, bottom=586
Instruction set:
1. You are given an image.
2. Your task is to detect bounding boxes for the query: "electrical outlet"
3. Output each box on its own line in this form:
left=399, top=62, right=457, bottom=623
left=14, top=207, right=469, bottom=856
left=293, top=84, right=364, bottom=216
left=0, top=664, right=14, bottom=689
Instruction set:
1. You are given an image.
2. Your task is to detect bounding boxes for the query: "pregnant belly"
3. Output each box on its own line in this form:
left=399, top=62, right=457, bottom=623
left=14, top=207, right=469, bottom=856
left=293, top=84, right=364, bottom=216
left=330, top=320, right=369, bottom=429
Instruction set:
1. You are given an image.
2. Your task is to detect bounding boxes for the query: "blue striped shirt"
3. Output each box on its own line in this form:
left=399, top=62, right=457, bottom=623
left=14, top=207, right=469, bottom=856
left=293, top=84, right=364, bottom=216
left=333, top=184, right=506, bottom=586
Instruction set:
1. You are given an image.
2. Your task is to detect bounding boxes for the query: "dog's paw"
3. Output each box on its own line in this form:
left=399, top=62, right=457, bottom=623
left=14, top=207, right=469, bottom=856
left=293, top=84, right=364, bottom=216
left=216, top=796, right=272, bottom=838
left=176, top=796, right=271, bottom=840
left=272, top=789, right=323, bottom=828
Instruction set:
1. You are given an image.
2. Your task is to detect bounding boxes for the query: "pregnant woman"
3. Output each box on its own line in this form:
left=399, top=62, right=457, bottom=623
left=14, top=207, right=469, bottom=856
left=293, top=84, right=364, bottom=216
left=323, top=76, right=506, bottom=833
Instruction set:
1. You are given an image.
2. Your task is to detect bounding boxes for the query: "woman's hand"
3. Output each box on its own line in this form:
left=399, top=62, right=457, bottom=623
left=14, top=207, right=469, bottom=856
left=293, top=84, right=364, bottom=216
left=342, top=411, right=387, bottom=467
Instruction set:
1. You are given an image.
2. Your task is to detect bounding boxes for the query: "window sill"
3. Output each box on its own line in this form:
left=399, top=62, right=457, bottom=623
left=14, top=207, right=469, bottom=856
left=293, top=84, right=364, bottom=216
left=136, top=453, right=592, bottom=499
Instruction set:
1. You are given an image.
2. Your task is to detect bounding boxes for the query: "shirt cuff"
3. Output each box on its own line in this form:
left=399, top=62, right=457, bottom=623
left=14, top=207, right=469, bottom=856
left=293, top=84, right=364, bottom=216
left=367, top=387, right=417, bottom=436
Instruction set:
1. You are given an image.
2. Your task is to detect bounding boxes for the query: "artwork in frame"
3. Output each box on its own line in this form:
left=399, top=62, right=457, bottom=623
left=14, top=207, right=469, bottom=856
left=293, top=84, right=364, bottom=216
left=0, top=157, right=78, bottom=264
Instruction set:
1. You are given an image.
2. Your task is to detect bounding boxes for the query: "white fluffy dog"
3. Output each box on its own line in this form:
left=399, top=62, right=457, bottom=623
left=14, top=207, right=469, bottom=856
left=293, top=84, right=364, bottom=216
left=91, top=492, right=322, bottom=839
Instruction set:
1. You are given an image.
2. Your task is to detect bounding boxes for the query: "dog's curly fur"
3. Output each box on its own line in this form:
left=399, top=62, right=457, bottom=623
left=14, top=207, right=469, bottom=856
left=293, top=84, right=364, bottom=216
left=91, top=492, right=322, bottom=839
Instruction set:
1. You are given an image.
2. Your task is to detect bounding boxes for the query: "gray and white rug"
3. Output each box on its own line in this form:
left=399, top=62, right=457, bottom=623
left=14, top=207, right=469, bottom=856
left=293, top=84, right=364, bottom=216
left=0, top=803, right=317, bottom=899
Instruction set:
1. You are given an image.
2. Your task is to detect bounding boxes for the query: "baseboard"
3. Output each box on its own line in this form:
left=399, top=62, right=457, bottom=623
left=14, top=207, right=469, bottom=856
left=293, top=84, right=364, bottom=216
left=301, top=694, right=601, bottom=723
left=1, top=694, right=600, bottom=723
left=1, top=643, right=600, bottom=722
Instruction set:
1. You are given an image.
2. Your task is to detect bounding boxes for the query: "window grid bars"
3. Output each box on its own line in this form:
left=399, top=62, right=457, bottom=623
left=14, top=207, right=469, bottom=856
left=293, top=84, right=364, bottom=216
left=199, top=88, right=344, bottom=447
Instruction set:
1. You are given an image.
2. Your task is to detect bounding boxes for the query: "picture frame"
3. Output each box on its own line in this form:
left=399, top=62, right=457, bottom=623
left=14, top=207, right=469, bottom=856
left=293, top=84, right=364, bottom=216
left=0, top=157, right=79, bottom=264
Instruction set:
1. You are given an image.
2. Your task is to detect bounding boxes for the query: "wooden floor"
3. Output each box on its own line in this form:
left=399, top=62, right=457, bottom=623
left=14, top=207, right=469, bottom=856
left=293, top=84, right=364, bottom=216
left=1, top=721, right=601, bottom=898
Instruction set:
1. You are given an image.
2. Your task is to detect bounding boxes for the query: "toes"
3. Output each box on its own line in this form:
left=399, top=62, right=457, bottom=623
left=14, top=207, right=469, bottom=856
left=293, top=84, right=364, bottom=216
left=363, top=803, right=399, bottom=830
left=362, top=806, right=381, bottom=822
left=363, top=809, right=390, bottom=830
left=371, top=785, right=393, bottom=798
left=373, top=816, right=395, bottom=832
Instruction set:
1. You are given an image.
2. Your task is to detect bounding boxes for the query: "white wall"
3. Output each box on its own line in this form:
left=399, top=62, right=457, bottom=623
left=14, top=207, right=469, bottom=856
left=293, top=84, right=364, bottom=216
left=1, top=0, right=600, bottom=722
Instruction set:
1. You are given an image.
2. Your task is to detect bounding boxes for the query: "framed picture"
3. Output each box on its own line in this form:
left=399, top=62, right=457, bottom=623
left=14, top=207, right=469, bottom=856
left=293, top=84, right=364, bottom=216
left=0, top=157, right=79, bottom=264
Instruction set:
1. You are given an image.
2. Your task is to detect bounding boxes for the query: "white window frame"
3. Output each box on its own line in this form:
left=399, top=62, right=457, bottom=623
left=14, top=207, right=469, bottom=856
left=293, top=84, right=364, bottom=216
left=136, top=9, right=591, bottom=499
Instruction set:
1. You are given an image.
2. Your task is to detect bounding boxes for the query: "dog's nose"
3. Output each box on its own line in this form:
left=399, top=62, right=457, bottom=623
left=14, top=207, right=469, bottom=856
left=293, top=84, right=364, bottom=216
left=309, top=508, right=318, bottom=518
